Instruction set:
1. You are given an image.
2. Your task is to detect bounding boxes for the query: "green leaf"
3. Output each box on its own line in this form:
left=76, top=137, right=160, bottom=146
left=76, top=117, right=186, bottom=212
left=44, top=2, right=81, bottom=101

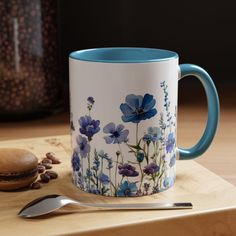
left=127, top=144, right=142, bottom=150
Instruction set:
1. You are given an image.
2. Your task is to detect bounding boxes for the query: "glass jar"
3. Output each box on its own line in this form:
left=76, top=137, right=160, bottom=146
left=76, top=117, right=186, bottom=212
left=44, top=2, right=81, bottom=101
left=0, top=0, right=62, bottom=120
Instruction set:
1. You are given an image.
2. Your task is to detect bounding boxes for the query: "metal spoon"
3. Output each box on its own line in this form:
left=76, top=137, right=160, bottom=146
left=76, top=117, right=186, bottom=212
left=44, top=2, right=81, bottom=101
left=18, top=194, right=193, bottom=218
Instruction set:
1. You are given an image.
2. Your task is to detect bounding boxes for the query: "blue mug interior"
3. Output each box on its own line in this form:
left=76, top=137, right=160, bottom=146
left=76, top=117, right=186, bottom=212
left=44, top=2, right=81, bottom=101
left=69, top=47, right=178, bottom=63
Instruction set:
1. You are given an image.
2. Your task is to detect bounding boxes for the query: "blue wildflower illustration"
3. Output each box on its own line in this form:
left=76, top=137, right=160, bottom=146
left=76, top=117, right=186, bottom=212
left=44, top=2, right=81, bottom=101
left=117, top=181, right=138, bottom=197
left=166, top=132, right=175, bottom=153
left=103, top=122, right=129, bottom=144
left=120, top=94, right=157, bottom=123
left=144, top=127, right=161, bottom=142
left=72, top=83, right=177, bottom=196
left=71, top=151, right=80, bottom=171
left=79, top=115, right=100, bottom=140
left=75, top=135, right=90, bottom=158
left=98, top=172, right=110, bottom=185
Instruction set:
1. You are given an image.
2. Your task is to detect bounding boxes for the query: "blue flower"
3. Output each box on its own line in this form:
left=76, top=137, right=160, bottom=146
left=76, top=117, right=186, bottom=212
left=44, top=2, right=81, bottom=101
left=71, top=151, right=80, bottom=171
left=137, top=151, right=144, bottom=162
left=118, top=163, right=139, bottom=177
left=79, top=115, right=100, bottom=140
left=103, top=122, right=129, bottom=144
left=143, top=162, right=160, bottom=175
left=120, top=93, right=157, bottom=123
left=143, top=127, right=161, bottom=143
left=163, top=176, right=174, bottom=188
left=93, top=158, right=100, bottom=171
left=75, top=135, right=90, bottom=158
left=169, top=154, right=176, bottom=168
left=166, top=132, right=175, bottom=153
left=98, top=172, right=110, bottom=185
left=117, top=181, right=138, bottom=197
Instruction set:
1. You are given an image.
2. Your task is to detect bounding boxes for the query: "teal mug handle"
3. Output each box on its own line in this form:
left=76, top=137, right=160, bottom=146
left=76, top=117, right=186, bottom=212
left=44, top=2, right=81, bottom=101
left=178, top=64, right=220, bottom=160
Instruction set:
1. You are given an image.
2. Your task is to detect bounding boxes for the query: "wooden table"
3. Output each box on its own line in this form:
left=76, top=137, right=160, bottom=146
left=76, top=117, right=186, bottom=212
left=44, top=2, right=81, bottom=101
left=0, top=105, right=235, bottom=235
left=1, top=135, right=236, bottom=236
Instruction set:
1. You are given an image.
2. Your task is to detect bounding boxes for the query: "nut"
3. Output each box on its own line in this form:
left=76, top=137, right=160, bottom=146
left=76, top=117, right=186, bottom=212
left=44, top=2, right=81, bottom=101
left=45, top=170, right=58, bottom=179
left=42, top=163, right=52, bottom=169
left=46, top=152, right=61, bottom=164
left=42, top=158, right=52, bottom=164
left=31, top=181, right=41, bottom=189
left=40, top=173, right=50, bottom=183
left=37, top=164, right=46, bottom=173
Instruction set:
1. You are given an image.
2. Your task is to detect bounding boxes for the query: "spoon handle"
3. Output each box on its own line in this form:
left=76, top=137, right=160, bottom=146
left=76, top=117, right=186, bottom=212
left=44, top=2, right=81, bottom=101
left=80, top=202, right=193, bottom=210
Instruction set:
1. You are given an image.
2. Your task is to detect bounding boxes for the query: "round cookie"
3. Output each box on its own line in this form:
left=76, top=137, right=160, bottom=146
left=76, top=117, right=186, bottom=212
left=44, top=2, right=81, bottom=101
left=0, top=148, right=38, bottom=191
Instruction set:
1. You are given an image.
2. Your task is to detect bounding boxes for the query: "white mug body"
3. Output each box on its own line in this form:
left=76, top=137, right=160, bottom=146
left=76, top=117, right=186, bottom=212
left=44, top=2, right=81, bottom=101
left=69, top=48, right=178, bottom=197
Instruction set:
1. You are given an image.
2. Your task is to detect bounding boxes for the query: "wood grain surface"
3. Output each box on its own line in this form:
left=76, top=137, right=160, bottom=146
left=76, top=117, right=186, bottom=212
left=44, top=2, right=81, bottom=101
left=0, top=135, right=236, bottom=236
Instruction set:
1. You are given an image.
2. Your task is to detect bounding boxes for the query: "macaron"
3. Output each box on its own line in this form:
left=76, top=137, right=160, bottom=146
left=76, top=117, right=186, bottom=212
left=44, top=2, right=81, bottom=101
left=0, top=148, right=38, bottom=191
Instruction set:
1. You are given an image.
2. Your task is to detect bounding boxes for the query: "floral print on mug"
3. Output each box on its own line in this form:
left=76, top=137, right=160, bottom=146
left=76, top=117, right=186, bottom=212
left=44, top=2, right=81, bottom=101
left=71, top=81, right=177, bottom=197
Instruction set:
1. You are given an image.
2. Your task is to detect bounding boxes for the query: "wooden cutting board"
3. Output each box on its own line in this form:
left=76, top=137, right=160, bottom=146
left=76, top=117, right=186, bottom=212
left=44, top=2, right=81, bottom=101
left=0, top=135, right=236, bottom=236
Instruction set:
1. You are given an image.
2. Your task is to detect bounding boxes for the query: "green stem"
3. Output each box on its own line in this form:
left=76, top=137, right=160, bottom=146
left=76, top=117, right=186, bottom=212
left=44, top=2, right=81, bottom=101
left=136, top=123, right=139, bottom=145
left=87, top=157, right=90, bottom=190
left=115, top=154, right=119, bottom=190
left=118, top=144, right=124, bottom=163
left=87, top=141, right=91, bottom=191
left=109, top=169, right=112, bottom=195
left=100, top=158, right=103, bottom=191
left=96, top=170, right=98, bottom=189
left=81, top=157, right=84, bottom=188
left=147, top=144, right=150, bottom=164
left=120, top=176, right=124, bottom=186
left=139, top=162, right=144, bottom=190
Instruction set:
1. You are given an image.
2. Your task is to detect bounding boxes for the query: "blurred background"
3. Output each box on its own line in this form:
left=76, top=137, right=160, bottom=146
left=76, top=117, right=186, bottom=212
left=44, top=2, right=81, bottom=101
left=59, top=0, right=235, bottom=107
left=0, top=0, right=235, bottom=133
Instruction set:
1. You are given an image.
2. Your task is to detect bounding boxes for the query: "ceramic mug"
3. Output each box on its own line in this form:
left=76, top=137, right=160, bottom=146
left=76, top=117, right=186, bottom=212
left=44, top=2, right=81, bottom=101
left=69, top=47, right=219, bottom=197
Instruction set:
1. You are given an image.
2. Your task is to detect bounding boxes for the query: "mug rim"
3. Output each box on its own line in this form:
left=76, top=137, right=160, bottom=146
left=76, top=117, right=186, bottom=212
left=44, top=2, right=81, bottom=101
left=69, top=47, right=178, bottom=63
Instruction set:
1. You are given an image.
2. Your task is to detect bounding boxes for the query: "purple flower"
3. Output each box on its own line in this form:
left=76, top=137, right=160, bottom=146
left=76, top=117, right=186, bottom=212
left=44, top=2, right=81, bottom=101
left=79, top=115, right=100, bottom=140
left=118, top=163, right=139, bottom=177
left=120, top=93, right=157, bottom=123
left=103, top=122, right=129, bottom=144
left=71, top=151, right=80, bottom=171
left=117, top=181, right=138, bottom=197
left=166, top=132, right=175, bottom=153
left=143, top=162, right=160, bottom=175
left=98, top=172, right=110, bottom=185
left=75, top=135, right=90, bottom=158
left=87, top=96, right=95, bottom=104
